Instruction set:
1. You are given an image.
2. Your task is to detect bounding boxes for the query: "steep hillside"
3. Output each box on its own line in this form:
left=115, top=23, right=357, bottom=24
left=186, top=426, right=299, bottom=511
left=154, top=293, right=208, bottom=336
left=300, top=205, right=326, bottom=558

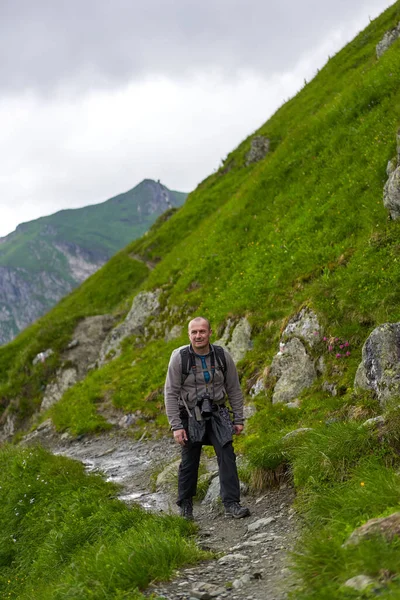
left=1, top=3, right=400, bottom=598
left=0, top=179, right=187, bottom=344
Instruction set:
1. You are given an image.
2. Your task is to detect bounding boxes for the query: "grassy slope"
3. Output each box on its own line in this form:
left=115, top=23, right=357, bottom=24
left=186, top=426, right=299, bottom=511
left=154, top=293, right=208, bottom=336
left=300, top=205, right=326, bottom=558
left=2, top=3, right=400, bottom=597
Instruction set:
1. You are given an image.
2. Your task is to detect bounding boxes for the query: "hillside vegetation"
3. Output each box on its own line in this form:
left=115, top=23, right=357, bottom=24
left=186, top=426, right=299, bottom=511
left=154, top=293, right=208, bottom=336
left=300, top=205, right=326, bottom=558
left=1, top=2, right=400, bottom=598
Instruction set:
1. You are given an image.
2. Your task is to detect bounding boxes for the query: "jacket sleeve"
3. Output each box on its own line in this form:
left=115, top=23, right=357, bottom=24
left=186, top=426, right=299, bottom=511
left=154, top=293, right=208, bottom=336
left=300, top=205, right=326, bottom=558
left=223, top=350, right=244, bottom=425
left=164, top=349, right=184, bottom=431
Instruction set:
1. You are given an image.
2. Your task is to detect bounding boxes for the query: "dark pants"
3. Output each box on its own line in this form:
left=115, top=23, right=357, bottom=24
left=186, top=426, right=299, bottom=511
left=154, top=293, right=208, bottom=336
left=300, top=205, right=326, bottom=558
left=177, top=419, right=240, bottom=506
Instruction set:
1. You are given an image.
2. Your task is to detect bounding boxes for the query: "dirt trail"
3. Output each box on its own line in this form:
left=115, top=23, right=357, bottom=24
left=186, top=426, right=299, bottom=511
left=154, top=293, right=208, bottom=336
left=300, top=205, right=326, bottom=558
left=42, top=431, right=297, bottom=600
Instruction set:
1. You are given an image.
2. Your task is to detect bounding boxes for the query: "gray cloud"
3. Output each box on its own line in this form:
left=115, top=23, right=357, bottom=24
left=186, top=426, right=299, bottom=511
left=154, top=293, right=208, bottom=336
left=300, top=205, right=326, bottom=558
left=1, top=0, right=392, bottom=93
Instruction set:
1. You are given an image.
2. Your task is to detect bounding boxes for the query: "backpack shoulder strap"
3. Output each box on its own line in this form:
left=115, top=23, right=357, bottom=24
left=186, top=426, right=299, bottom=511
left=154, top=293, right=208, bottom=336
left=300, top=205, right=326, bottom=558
left=212, top=345, right=227, bottom=380
left=179, top=345, right=196, bottom=385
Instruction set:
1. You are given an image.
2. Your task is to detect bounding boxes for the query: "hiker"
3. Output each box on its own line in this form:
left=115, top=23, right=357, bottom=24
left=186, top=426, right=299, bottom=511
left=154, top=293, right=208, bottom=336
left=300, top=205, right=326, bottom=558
left=164, top=316, right=250, bottom=520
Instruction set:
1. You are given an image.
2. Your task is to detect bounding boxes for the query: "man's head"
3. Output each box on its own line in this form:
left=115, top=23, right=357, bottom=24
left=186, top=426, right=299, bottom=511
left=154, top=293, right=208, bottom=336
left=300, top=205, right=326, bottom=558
left=188, top=317, right=212, bottom=354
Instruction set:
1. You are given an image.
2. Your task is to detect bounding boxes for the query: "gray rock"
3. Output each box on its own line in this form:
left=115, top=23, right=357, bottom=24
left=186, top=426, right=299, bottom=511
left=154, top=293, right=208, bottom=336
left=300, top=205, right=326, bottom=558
left=245, top=136, right=270, bottom=166
left=342, top=575, right=376, bottom=592
left=243, top=403, right=257, bottom=419
left=40, top=368, right=78, bottom=412
left=249, top=378, right=265, bottom=397
left=322, top=381, right=337, bottom=396
left=0, top=412, right=17, bottom=443
left=99, top=290, right=161, bottom=363
left=282, top=308, right=323, bottom=347
left=164, top=324, right=183, bottom=342
left=354, top=323, right=400, bottom=405
left=232, top=574, right=251, bottom=589
left=191, top=582, right=226, bottom=599
left=376, top=22, right=400, bottom=58
left=282, top=428, right=313, bottom=440
left=202, top=476, right=220, bottom=506
left=215, top=317, right=253, bottom=364
left=32, top=348, right=54, bottom=365
left=271, top=337, right=317, bottom=404
left=362, top=416, right=385, bottom=428
left=218, top=553, right=249, bottom=564
left=155, top=459, right=181, bottom=490
left=384, top=163, right=400, bottom=220
left=286, top=400, right=301, bottom=409
left=247, top=517, right=276, bottom=533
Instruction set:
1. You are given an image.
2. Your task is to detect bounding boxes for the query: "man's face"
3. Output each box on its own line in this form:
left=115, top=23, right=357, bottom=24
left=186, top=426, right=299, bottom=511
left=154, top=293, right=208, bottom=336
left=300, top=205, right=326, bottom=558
left=188, top=319, right=212, bottom=352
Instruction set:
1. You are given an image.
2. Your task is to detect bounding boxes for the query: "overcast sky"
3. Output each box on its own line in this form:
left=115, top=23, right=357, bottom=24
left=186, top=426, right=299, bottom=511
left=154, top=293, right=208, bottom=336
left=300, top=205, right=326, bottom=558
left=0, top=0, right=393, bottom=237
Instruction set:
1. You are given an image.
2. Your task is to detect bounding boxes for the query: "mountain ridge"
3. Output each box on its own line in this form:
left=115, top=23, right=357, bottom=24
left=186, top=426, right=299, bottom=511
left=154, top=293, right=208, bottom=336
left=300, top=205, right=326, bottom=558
left=0, top=179, right=187, bottom=344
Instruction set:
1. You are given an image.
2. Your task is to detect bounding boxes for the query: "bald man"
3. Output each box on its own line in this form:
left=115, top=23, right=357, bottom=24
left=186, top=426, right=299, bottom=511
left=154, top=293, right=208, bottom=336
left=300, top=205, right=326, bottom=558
left=164, top=316, right=250, bottom=520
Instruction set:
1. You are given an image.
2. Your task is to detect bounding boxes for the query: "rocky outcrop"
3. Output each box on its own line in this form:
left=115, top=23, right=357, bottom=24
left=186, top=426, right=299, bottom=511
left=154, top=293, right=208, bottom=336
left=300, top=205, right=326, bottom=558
left=99, top=290, right=161, bottom=364
left=271, top=338, right=317, bottom=404
left=245, top=136, right=270, bottom=166
left=214, top=317, right=253, bottom=364
left=282, top=308, right=323, bottom=347
left=376, top=22, right=400, bottom=58
left=354, top=323, right=400, bottom=405
left=37, top=315, right=114, bottom=413
left=383, top=129, right=400, bottom=219
left=0, top=266, right=73, bottom=345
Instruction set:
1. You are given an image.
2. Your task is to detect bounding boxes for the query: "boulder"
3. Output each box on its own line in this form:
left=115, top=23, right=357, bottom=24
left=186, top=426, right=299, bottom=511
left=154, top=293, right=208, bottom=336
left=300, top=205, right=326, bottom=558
left=354, top=323, right=400, bottom=405
left=155, top=458, right=181, bottom=490
left=99, top=290, right=161, bottom=364
left=376, top=22, right=400, bottom=58
left=282, top=308, right=323, bottom=347
left=343, top=512, right=400, bottom=546
left=270, top=337, right=317, bottom=404
left=32, top=348, right=54, bottom=365
left=245, top=135, right=270, bottom=166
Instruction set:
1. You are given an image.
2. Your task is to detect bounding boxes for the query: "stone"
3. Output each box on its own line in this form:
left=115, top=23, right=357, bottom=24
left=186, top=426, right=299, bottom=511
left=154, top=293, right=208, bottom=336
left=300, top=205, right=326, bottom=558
left=155, top=459, right=181, bottom=490
left=99, top=290, right=161, bottom=364
left=232, top=573, right=251, bottom=589
left=164, top=324, right=183, bottom=342
left=282, top=428, right=313, bottom=440
left=362, top=416, right=385, bottom=428
left=243, top=403, right=257, bottom=419
left=270, top=338, right=317, bottom=404
left=322, top=381, right=337, bottom=396
left=354, top=323, right=400, bottom=405
left=344, top=512, right=400, bottom=546
left=383, top=163, right=400, bottom=220
left=202, top=476, right=220, bottom=506
left=376, top=22, right=400, bottom=58
left=215, top=317, right=253, bottom=364
left=32, top=348, right=54, bottom=365
left=342, top=575, right=376, bottom=592
left=40, top=368, right=78, bottom=412
left=249, top=378, right=265, bottom=397
left=217, top=553, right=249, bottom=564
left=286, top=400, right=301, bottom=409
left=282, top=308, right=323, bottom=347
left=190, top=582, right=226, bottom=599
left=245, top=136, right=270, bottom=166
left=0, top=412, right=17, bottom=443
left=247, top=517, right=276, bottom=533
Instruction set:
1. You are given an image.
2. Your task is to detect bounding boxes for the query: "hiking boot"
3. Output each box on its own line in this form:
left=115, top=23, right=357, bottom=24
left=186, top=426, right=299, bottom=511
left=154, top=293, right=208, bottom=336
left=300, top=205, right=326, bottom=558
left=224, top=502, right=251, bottom=519
left=179, top=498, right=194, bottom=521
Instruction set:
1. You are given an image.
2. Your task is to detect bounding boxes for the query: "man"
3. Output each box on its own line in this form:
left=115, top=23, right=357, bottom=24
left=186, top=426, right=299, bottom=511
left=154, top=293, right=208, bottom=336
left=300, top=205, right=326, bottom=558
left=164, top=316, right=250, bottom=520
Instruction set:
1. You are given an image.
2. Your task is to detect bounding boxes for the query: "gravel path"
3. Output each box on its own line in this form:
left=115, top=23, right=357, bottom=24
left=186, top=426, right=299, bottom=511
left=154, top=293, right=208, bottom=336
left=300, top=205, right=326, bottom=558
left=26, top=427, right=298, bottom=599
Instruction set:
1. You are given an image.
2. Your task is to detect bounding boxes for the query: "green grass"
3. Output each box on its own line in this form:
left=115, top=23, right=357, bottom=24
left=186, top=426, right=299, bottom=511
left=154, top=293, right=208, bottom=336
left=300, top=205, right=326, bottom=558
left=0, top=445, right=205, bottom=600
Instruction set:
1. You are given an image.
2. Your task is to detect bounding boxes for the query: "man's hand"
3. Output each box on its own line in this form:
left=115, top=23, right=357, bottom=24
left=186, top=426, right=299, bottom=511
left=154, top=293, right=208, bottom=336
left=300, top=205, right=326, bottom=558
left=173, top=428, right=188, bottom=446
left=234, top=424, right=244, bottom=435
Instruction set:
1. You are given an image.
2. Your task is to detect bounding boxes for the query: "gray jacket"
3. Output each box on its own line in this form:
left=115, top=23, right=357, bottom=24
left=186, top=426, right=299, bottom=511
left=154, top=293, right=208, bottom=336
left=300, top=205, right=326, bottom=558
left=164, top=344, right=244, bottom=431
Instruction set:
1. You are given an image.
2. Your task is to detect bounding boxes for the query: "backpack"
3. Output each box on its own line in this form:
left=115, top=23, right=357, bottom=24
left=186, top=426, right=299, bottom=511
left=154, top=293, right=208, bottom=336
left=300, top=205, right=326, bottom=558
left=180, top=344, right=227, bottom=385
